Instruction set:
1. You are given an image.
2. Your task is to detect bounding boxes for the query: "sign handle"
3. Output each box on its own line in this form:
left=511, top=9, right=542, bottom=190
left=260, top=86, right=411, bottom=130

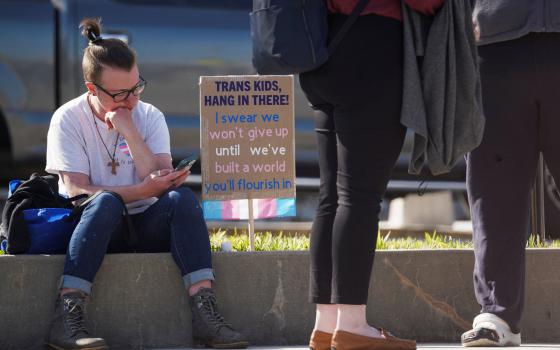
left=248, top=198, right=255, bottom=251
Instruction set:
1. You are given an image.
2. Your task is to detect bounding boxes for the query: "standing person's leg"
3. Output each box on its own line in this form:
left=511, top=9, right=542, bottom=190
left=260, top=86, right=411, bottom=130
left=301, top=12, right=407, bottom=346
left=132, top=186, right=248, bottom=349
left=302, top=13, right=409, bottom=347
left=462, top=35, right=540, bottom=347
left=307, top=104, right=337, bottom=308
left=327, top=14, right=405, bottom=336
left=535, top=33, right=560, bottom=229
left=48, top=192, right=127, bottom=350
left=302, top=99, right=339, bottom=347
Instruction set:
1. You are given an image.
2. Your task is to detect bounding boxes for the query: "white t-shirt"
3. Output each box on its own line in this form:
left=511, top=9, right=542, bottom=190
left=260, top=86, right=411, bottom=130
left=46, top=93, right=171, bottom=214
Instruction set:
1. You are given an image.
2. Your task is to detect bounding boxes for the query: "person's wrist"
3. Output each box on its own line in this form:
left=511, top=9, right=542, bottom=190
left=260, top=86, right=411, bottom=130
left=117, top=125, right=134, bottom=139
left=120, top=126, right=140, bottom=143
left=136, top=181, right=152, bottom=199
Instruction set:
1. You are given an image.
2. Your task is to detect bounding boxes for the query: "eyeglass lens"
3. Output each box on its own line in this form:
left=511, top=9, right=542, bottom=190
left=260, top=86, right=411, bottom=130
left=113, top=80, right=146, bottom=102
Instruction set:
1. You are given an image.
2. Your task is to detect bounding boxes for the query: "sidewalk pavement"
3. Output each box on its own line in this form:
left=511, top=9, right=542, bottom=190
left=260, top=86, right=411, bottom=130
left=147, top=346, right=560, bottom=350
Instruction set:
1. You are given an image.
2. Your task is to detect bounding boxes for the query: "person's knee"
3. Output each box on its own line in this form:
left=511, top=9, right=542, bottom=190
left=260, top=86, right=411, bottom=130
left=73, top=192, right=124, bottom=241
left=85, top=191, right=125, bottom=215
left=167, top=186, right=200, bottom=211
left=317, top=192, right=338, bottom=215
left=337, top=191, right=382, bottom=217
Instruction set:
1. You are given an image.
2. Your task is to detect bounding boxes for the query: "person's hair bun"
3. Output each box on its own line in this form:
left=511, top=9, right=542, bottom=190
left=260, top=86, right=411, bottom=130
left=79, top=16, right=136, bottom=83
left=80, top=18, right=102, bottom=44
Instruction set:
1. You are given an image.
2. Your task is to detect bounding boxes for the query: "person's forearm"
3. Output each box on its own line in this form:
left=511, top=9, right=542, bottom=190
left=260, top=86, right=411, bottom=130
left=122, top=129, right=167, bottom=180
left=65, top=181, right=151, bottom=204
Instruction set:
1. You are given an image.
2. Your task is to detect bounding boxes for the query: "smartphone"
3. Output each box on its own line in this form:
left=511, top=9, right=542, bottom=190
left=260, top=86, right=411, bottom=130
left=174, top=154, right=198, bottom=172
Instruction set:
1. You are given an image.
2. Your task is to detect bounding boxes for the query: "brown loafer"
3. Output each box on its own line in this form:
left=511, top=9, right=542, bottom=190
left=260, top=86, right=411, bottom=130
left=331, top=330, right=416, bottom=350
left=309, top=330, right=333, bottom=350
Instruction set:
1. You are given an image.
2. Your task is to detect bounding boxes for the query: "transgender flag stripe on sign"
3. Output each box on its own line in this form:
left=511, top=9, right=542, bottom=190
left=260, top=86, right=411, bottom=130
left=203, top=198, right=296, bottom=220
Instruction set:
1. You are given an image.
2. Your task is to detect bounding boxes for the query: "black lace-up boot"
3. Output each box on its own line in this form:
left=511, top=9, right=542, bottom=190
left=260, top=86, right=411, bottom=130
left=46, top=291, right=107, bottom=350
left=190, top=288, right=249, bottom=349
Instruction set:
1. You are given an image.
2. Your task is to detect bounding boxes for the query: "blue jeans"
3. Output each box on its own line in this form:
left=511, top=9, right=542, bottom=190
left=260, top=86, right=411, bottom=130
left=61, top=187, right=214, bottom=295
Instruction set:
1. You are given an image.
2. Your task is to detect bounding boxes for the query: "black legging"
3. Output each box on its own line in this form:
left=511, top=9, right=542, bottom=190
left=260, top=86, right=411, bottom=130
left=299, top=13, right=406, bottom=305
left=468, top=33, right=560, bottom=332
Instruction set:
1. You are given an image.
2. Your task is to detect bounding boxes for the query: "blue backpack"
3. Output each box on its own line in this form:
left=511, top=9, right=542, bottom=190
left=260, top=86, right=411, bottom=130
left=250, top=0, right=370, bottom=75
left=0, top=174, right=136, bottom=254
left=0, top=174, right=86, bottom=254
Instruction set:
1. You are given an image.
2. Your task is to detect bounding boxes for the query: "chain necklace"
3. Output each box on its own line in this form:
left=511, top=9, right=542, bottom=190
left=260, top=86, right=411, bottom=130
left=87, top=94, right=120, bottom=175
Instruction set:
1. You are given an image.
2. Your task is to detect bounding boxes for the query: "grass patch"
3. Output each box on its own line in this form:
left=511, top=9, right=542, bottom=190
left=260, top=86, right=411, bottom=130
left=210, top=230, right=309, bottom=252
left=1, top=232, right=556, bottom=254
left=210, top=230, right=560, bottom=252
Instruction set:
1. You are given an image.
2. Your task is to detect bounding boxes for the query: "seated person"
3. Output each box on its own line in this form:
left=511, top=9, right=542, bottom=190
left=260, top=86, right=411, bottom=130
left=45, top=17, right=248, bottom=350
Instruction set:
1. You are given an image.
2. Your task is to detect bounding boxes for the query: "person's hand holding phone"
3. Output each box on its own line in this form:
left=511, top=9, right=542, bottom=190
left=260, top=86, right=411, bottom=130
left=170, top=167, right=189, bottom=187
left=174, top=154, right=198, bottom=172
left=144, top=154, right=197, bottom=196
left=170, top=154, right=198, bottom=187
left=144, top=168, right=189, bottom=197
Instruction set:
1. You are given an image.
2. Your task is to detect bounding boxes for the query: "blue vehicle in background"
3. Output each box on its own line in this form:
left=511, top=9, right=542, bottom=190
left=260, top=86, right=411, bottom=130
left=0, top=0, right=318, bottom=173
left=0, top=0, right=456, bottom=183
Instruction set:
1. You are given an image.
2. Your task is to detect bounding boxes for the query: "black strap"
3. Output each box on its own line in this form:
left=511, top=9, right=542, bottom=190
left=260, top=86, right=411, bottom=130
left=67, top=194, right=88, bottom=202
left=120, top=196, right=138, bottom=247
left=68, top=190, right=138, bottom=247
left=327, top=0, right=370, bottom=55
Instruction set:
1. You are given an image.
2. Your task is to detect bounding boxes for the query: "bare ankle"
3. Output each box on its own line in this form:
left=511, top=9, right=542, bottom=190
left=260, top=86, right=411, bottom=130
left=188, top=280, right=212, bottom=296
left=59, top=288, right=85, bottom=297
left=314, top=304, right=337, bottom=333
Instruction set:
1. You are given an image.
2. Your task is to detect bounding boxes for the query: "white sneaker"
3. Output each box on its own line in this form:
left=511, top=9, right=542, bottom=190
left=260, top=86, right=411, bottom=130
left=461, top=313, right=521, bottom=347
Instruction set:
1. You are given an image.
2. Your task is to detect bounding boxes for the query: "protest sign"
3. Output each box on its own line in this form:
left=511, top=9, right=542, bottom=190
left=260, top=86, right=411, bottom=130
left=200, top=75, right=296, bottom=202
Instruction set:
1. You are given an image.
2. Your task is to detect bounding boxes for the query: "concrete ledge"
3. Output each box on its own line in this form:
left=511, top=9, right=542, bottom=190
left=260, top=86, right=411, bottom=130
left=2, top=250, right=560, bottom=349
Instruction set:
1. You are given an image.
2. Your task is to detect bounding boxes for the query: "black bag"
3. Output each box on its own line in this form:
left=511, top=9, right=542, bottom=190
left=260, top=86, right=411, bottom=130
left=250, top=0, right=370, bottom=75
left=0, top=173, right=87, bottom=253
left=0, top=173, right=136, bottom=254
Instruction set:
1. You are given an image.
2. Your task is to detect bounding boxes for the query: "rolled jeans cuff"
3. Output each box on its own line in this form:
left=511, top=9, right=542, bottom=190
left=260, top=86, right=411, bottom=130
left=60, top=275, right=92, bottom=295
left=183, top=268, right=215, bottom=288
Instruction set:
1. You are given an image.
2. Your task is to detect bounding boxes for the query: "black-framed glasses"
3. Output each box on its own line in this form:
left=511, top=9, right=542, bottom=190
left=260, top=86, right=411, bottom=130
left=93, top=76, right=147, bottom=102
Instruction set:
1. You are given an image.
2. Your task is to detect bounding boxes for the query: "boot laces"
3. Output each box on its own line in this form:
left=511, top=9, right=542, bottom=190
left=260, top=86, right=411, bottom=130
left=64, top=297, right=89, bottom=337
left=198, top=292, right=231, bottom=328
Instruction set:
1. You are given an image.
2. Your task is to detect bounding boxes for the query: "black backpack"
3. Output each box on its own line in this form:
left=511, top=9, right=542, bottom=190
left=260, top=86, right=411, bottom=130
left=250, top=0, right=369, bottom=75
left=0, top=173, right=86, bottom=254
left=0, top=173, right=136, bottom=254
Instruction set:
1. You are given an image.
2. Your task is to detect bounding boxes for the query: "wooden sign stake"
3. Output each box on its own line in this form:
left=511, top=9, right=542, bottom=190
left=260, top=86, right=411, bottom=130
left=248, top=198, right=255, bottom=252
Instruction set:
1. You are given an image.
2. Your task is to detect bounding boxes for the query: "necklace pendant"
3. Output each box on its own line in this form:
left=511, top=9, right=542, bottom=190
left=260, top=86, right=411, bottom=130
left=108, top=159, right=119, bottom=175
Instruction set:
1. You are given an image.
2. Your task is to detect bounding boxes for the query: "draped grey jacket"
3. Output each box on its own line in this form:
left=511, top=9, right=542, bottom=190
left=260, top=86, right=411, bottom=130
left=401, top=0, right=485, bottom=175
left=474, top=0, right=560, bottom=46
